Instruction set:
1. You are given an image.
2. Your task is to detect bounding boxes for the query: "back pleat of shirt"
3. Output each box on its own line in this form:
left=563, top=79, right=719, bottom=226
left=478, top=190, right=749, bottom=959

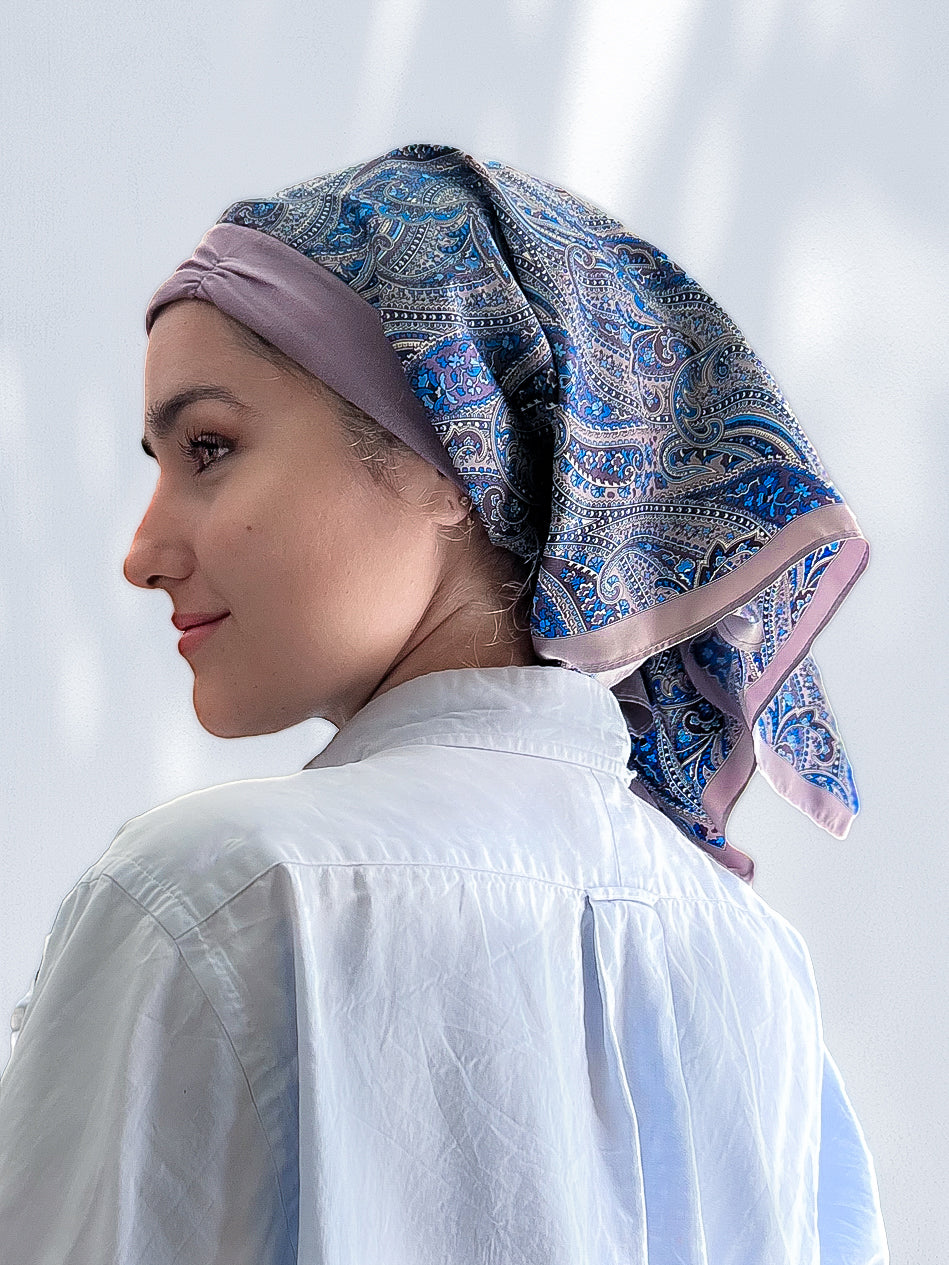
left=0, top=665, right=887, bottom=1264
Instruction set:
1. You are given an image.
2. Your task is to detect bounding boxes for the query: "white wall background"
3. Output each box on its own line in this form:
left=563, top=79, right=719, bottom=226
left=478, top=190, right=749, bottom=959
left=1, top=1, right=945, bottom=1258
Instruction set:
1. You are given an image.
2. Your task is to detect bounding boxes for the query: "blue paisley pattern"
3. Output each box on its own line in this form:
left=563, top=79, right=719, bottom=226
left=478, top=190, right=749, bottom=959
left=628, top=646, right=747, bottom=845
left=755, top=656, right=858, bottom=810
left=219, top=145, right=866, bottom=873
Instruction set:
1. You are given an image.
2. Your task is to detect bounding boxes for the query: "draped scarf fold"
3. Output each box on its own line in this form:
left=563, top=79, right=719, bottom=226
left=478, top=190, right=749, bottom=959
left=149, top=144, right=869, bottom=882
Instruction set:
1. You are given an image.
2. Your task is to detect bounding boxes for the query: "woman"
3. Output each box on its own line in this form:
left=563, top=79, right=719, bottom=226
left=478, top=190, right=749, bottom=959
left=0, top=144, right=887, bottom=1262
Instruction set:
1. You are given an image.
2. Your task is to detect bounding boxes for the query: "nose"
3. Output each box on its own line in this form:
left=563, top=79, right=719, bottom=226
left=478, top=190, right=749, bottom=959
left=123, top=485, right=192, bottom=590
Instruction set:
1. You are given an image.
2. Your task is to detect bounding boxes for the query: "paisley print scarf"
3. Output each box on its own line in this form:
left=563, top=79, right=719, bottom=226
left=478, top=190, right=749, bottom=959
left=147, top=144, right=869, bottom=882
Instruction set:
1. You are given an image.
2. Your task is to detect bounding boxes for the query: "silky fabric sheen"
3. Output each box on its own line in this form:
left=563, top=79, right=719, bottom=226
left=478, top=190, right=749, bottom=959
left=145, top=144, right=870, bottom=880
left=0, top=667, right=887, bottom=1263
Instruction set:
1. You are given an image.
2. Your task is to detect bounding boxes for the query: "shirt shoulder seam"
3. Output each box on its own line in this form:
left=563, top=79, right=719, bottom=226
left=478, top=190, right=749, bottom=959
left=113, top=853, right=593, bottom=936
left=94, top=872, right=298, bottom=1255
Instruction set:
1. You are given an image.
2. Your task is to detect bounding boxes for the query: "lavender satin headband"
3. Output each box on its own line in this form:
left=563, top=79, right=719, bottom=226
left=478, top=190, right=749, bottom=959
left=145, top=222, right=465, bottom=492
left=145, top=145, right=870, bottom=882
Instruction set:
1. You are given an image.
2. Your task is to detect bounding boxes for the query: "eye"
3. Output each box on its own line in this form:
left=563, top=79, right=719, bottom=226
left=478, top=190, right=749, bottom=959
left=178, top=430, right=233, bottom=474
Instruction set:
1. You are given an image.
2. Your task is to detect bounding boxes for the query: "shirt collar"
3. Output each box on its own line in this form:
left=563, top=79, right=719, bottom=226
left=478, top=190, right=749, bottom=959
left=304, top=665, right=632, bottom=779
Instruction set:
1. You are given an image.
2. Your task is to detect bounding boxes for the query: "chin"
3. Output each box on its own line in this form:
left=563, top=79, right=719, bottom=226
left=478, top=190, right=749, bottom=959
left=194, top=708, right=263, bottom=740
left=192, top=688, right=281, bottom=739
left=196, top=715, right=258, bottom=739
left=192, top=683, right=323, bottom=738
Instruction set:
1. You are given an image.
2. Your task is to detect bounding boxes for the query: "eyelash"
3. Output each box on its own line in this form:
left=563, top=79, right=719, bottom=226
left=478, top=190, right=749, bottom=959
left=178, top=430, right=233, bottom=474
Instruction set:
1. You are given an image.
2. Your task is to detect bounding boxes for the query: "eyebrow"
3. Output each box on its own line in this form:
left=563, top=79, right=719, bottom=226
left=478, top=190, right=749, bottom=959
left=141, top=385, right=251, bottom=458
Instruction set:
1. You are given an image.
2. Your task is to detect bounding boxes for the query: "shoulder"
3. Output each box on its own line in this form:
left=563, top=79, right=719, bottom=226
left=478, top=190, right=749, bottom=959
left=593, top=775, right=818, bottom=986
left=84, top=743, right=584, bottom=932
left=83, top=762, right=383, bottom=936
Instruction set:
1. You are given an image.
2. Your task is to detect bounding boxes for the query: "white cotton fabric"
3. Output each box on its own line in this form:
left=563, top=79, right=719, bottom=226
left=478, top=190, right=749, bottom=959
left=0, top=665, right=887, bottom=1264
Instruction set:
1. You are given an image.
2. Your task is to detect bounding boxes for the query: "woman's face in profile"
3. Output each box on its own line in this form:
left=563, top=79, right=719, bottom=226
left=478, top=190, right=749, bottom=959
left=125, top=299, right=452, bottom=734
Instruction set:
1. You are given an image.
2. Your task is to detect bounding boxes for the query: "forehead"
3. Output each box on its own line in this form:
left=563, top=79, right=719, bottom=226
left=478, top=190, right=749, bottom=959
left=141, top=298, right=349, bottom=459
left=143, top=299, right=309, bottom=427
left=143, top=302, right=272, bottom=449
left=145, top=299, right=254, bottom=384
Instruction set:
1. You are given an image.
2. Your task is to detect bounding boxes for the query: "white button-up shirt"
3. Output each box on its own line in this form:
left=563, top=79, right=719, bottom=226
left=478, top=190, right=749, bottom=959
left=0, top=665, right=887, bottom=1263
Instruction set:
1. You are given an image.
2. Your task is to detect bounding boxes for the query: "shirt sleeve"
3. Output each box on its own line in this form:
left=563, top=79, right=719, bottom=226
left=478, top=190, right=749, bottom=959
left=818, top=1047, right=890, bottom=1264
left=0, top=874, right=296, bottom=1265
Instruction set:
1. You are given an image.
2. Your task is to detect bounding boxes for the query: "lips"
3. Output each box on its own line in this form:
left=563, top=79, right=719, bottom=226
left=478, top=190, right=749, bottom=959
left=172, top=611, right=230, bottom=632
left=174, top=611, right=230, bottom=657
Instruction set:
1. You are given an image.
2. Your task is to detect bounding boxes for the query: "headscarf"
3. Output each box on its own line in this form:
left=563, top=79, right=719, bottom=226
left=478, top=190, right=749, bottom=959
left=146, top=143, right=869, bottom=883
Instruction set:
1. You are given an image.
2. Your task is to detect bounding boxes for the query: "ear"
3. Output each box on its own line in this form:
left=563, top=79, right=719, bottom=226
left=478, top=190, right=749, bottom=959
left=425, top=474, right=473, bottom=527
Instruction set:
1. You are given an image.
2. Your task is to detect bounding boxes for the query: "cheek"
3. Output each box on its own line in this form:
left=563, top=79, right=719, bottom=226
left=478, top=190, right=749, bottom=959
left=188, top=485, right=283, bottom=598
left=212, top=493, right=354, bottom=615
left=198, top=469, right=438, bottom=626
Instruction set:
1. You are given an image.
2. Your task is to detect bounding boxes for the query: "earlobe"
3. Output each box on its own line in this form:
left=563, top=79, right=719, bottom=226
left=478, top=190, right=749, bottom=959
left=427, top=482, right=473, bottom=527
left=446, top=493, right=474, bottom=533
